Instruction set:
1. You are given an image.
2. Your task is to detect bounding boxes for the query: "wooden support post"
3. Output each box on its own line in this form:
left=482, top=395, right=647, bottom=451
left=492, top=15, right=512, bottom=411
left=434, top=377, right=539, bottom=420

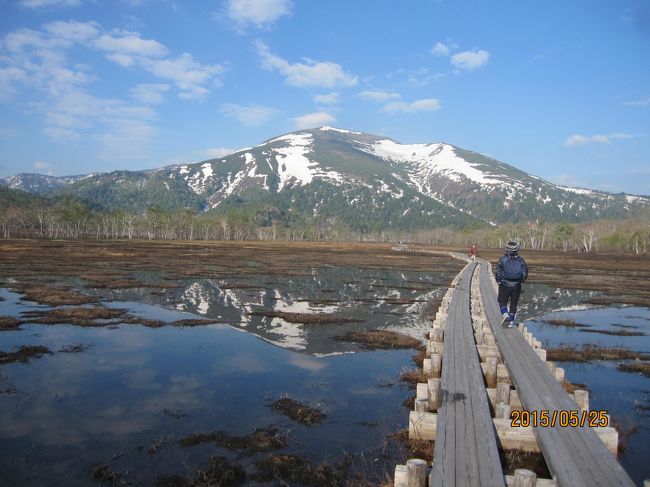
left=485, top=357, right=498, bottom=388
left=394, top=465, right=407, bottom=487
left=497, top=382, right=511, bottom=405
left=534, top=349, right=547, bottom=361
left=497, top=363, right=512, bottom=384
left=416, top=383, right=428, bottom=402
left=409, top=412, right=620, bottom=454
left=431, top=353, right=442, bottom=378
left=406, top=458, right=427, bottom=487
left=487, top=387, right=523, bottom=411
left=431, top=326, right=444, bottom=342
left=477, top=345, right=501, bottom=362
left=514, top=469, right=537, bottom=487
left=475, top=328, right=485, bottom=345
left=555, top=367, right=565, bottom=383
left=484, top=333, right=497, bottom=346
left=422, top=358, right=433, bottom=377
left=574, top=390, right=589, bottom=412
left=428, top=341, right=444, bottom=355
left=428, top=378, right=441, bottom=410
left=414, top=399, right=429, bottom=412
left=546, top=361, right=557, bottom=376
left=496, top=402, right=512, bottom=419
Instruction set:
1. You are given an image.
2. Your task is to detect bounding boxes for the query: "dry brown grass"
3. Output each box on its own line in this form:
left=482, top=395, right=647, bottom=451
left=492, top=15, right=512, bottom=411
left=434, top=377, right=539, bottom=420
left=547, top=345, right=650, bottom=363
left=270, top=397, right=327, bottom=425
left=333, top=331, right=422, bottom=350
left=617, top=361, right=650, bottom=378
left=14, top=285, right=98, bottom=306
left=0, top=316, right=22, bottom=331
left=542, top=318, right=590, bottom=328
left=178, top=427, right=288, bottom=455
left=501, top=449, right=551, bottom=478
left=579, top=328, right=645, bottom=337
left=22, top=306, right=126, bottom=326
left=562, top=380, right=589, bottom=394
left=389, top=429, right=435, bottom=462
left=253, top=454, right=344, bottom=486
left=399, top=368, right=429, bottom=388
left=0, top=345, right=52, bottom=364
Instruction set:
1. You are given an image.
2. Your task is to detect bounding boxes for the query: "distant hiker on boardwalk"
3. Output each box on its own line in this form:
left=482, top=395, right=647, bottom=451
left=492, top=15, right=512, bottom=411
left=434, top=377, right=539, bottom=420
left=495, top=241, right=528, bottom=327
left=469, top=243, right=478, bottom=261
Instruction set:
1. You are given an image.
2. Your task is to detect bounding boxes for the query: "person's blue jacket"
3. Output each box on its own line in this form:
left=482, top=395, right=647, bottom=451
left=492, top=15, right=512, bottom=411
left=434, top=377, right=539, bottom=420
left=496, top=253, right=528, bottom=286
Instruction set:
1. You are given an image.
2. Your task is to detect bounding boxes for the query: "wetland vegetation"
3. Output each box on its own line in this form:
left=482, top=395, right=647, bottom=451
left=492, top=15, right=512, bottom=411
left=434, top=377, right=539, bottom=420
left=1, top=239, right=649, bottom=485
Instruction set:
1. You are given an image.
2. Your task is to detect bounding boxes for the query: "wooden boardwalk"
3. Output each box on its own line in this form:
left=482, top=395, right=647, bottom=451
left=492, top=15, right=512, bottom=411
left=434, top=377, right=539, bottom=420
left=430, top=262, right=504, bottom=486
left=394, top=249, right=635, bottom=487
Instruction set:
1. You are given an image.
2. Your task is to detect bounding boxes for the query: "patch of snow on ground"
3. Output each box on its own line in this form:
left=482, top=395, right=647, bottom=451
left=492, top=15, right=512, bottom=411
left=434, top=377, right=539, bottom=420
left=201, top=162, right=213, bottom=179
left=560, top=186, right=595, bottom=196
left=273, top=133, right=316, bottom=190
left=625, top=194, right=649, bottom=204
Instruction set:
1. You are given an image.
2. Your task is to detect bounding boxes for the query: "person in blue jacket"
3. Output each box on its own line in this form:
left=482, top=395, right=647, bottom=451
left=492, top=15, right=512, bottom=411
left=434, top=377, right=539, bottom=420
left=495, top=241, right=528, bottom=327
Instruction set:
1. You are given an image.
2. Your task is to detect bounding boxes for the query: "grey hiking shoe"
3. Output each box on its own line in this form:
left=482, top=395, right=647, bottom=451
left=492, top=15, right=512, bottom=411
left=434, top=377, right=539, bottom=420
left=501, top=312, right=510, bottom=327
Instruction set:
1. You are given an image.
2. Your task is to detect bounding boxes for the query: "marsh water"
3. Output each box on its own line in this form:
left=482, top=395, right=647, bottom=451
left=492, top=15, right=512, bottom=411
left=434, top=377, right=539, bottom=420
left=0, top=269, right=649, bottom=485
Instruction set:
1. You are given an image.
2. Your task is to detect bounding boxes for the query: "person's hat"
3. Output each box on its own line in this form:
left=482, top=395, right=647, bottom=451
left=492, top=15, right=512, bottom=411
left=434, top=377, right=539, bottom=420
left=505, top=241, right=520, bottom=254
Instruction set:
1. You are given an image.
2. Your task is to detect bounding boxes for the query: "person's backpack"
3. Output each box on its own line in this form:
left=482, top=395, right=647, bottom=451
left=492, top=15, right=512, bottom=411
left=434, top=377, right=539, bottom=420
left=502, top=256, right=525, bottom=282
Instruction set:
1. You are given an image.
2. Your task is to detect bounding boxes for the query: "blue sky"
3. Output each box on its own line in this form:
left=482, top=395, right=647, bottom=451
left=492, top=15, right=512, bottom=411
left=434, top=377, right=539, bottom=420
left=1, top=0, right=649, bottom=195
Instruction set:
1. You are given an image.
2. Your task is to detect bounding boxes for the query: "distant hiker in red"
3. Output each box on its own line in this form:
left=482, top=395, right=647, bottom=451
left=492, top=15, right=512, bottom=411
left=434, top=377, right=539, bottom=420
left=495, top=241, right=528, bottom=328
left=469, top=243, right=478, bottom=261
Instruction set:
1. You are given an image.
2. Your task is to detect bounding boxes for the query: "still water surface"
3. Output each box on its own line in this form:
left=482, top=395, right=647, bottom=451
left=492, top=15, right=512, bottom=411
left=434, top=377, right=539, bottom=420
left=0, top=272, right=649, bottom=485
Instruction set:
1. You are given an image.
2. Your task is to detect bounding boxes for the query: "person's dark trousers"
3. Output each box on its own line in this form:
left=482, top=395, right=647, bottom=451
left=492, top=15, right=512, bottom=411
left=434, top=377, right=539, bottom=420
left=498, top=282, right=521, bottom=316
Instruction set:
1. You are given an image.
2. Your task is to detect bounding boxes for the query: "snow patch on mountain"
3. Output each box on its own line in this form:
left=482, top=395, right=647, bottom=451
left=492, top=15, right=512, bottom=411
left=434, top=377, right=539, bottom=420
left=319, top=126, right=361, bottom=134
left=561, top=186, right=596, bottom=196
left=363, top=140, right=502, bottom=186
left=269, top=132, right=347, bottom=190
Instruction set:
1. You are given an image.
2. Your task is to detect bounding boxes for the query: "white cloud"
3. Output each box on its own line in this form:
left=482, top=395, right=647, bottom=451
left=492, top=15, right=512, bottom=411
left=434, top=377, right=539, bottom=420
left=431, top=42, right=450, bottom=56
left=33, top=161, right=54, bottom=175
left=564, top=132, right=637, bottom=148
left=550, top=174, right=590, bottom=188
left=220, top=103, right=277, bottom=126
left=358, top=90, right=401, bottom=102
left=0, top=66, right=28, bottom=100
left=34, top=161, right=52, bottom=170
left=94, top=30, right=169, bottom=66
left=143, top=54, right=224, bottom=100
left=255, top=41, right=357, bottom=88
left=130, top=83, right=170, bottom=104
left=314, top=92, right=340, bottom=105
left=294, top=111, right=335, bottom=129
left=93, top=30, right=224, bottom=99
left=451, top=49, right=490, bottom=71
left=44, top=20, right=100, bottom=43
left=203, top=147, right=236, bottom=158
left=382, top=98, right=441, bottom=113
left=624, top=96, right=650, bottom=107
left=40, top=90, right=158, bottom=161
left=227, top=0, right=293, bottom=28
left=19, top=0, right=83, bottom=8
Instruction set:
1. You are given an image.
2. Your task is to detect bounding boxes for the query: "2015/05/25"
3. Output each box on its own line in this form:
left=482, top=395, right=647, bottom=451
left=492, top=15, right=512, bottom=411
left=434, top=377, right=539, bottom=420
left=511, top=409, right=609, bottom=428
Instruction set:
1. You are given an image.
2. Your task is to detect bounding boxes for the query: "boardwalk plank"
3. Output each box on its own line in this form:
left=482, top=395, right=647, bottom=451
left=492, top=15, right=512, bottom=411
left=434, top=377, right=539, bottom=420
left=431, top=263, right=505, bottom=487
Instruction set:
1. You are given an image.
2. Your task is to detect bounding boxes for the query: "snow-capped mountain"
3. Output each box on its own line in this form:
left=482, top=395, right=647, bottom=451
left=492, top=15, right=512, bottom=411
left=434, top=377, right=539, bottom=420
left=3, top=126, right=649, bottom=227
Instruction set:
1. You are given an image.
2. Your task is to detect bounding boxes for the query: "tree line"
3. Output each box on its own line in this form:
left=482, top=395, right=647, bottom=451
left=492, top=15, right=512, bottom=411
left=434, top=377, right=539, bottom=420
left=1, top=194, right=648, bottom=254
